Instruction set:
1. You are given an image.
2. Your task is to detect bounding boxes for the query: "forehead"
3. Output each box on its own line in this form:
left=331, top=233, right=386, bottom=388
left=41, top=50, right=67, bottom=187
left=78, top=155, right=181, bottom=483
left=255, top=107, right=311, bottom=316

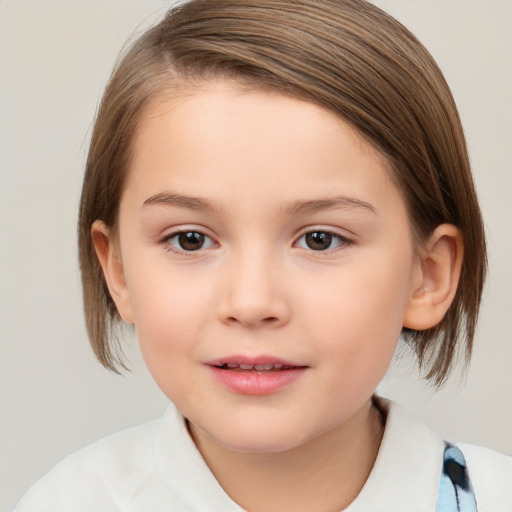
left=123, top=80, right=403, bottom=218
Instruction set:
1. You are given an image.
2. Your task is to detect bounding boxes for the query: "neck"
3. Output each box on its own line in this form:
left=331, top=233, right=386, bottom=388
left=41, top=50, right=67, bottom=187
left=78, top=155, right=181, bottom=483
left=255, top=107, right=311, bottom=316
left=189, top=398, right=385, bottom=512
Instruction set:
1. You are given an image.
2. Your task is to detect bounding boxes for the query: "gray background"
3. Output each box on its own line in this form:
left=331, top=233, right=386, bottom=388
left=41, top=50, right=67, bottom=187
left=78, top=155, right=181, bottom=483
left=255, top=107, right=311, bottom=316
left=1, top=1, right=511, bottom=510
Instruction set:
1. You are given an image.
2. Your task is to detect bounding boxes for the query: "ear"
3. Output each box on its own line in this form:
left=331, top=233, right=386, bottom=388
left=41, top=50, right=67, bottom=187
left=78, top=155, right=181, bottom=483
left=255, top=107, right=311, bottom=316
left=403, top=224, right=463, bottom=330
left=91, top=220, right=134, bottom=324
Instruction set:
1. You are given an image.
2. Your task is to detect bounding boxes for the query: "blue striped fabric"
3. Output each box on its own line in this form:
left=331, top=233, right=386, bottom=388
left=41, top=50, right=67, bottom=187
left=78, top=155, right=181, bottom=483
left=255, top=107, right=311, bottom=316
left=436, top=443, right=478, bottom=512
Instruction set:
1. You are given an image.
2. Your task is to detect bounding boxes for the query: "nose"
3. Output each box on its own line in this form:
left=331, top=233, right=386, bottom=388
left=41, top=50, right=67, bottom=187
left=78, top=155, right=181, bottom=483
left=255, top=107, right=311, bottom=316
left=217, top=250, right=290, bottom=329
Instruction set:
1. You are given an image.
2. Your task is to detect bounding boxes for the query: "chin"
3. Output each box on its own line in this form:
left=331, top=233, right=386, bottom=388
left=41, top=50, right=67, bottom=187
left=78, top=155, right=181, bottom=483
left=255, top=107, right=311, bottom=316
left=194, top=417, right=314, bottom=455
left=220, top=434, right=309, bottom=454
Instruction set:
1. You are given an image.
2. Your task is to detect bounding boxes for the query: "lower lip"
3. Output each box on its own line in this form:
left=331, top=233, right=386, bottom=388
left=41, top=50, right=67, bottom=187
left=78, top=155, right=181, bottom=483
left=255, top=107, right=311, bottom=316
left=208, top=366, right=306, bottom=395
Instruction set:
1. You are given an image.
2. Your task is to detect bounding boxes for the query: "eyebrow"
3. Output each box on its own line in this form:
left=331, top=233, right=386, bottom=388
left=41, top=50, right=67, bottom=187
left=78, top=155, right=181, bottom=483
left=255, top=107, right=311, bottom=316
left=142, top=192, right=224, bottom=214
left=282, top=196, right=376, bottom=215
left=142, top=192, right=376, bottom=216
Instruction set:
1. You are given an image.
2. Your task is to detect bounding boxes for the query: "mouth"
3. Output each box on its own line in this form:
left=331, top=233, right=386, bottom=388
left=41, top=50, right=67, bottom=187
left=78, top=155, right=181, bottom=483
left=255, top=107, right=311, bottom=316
left=205, top=356, right=308, bottom=395
left=206, top=355, right=307, bottom=372
left=211, top=362, right=300, bottom=372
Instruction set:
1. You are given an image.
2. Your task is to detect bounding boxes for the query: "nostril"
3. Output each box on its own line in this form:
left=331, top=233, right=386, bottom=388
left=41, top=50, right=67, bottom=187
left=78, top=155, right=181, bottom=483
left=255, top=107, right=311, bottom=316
left=225, top=315, right=279, bottom=326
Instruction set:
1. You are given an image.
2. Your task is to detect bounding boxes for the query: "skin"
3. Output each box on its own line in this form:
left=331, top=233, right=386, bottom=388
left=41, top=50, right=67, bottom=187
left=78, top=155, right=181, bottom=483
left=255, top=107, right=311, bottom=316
left=93, top=80, right=463, bottom=511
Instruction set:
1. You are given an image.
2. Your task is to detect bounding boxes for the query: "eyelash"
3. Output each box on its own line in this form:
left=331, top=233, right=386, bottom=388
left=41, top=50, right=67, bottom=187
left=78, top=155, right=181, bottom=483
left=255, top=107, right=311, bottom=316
left=159, top=229, right=352, bottom=256
left=159, top=230, right=217, bottom=257
left=294, top=230, right=352, bottom=254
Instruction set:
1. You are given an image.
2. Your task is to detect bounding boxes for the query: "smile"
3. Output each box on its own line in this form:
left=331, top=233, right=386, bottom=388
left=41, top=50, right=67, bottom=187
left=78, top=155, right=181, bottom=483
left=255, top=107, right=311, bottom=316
left=213, top=362, right=296, bottom=372
left=206, top=356, right=308, bottom=395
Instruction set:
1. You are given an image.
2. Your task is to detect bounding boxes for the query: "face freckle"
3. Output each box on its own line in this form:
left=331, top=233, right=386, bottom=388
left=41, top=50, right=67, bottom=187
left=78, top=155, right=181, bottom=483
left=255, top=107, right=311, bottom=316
left=114, top=80, right=422, bottom=455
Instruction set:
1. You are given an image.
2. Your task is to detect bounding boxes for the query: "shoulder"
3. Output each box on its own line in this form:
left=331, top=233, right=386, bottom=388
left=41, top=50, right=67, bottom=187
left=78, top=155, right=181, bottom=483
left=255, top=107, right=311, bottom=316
left=13, top=416, right=162, bottom=511
left=364, top=398, right=512, bottom=511
left=14, top=404, right=244, bottom=512
left=457, top=442, right=512, bottom=511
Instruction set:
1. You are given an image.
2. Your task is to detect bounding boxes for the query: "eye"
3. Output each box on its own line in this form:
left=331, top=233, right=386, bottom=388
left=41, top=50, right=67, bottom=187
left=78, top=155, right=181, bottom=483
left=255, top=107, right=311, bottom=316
left=295, top=230, right=350, bottom=251
left=164, top=231, right=216, bottom=253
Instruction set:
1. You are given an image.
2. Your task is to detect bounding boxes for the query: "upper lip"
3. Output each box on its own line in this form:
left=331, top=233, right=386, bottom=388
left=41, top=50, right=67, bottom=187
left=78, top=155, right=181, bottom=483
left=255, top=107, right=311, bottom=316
left=205, top=355, right=307, bottom=369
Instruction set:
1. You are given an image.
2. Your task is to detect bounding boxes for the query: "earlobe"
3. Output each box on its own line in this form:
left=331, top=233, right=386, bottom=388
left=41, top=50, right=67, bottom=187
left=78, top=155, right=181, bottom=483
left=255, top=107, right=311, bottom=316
left=403, top=224, right=463, bottom=331
left=91, top=221, right=134, bottom=324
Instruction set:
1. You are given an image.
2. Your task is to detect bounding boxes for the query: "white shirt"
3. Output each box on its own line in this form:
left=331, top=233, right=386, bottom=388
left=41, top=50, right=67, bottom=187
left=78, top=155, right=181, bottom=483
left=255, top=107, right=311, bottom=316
left=13, top=399, right=512, bottom=511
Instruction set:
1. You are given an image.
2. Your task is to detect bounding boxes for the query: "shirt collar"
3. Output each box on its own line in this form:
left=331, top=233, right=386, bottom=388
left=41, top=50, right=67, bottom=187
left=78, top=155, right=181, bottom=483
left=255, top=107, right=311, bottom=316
left=156, top=404, right=245, bottom=512
left=344, top=397, right=444, bottom=512
left=156, top=398, right=444, bottom=511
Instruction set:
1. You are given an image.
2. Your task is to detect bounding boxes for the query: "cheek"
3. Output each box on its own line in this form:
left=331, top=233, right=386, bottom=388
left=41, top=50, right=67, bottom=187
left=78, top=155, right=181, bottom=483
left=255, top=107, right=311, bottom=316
left=301, top=252, right=414, bottom=387
left=303, top=252, right=411, bottom=333
left=126, top=264, right=213, bottom=366
left=130, top=282, right=209, bottom=404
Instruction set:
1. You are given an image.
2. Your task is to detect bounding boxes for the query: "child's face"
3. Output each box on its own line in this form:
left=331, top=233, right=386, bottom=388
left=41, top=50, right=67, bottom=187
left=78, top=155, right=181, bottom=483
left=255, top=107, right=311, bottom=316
left=112, top=81, right=423, bottom=453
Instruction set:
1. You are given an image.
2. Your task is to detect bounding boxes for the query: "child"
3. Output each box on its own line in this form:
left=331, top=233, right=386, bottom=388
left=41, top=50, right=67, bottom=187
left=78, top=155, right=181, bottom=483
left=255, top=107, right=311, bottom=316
left=13, top=0, right=511, bottom=510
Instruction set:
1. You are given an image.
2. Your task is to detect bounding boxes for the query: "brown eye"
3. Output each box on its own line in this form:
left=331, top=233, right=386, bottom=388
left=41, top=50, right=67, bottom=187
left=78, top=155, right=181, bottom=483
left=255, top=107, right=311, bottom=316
left=296, top=231, right=350, bottom=251
left=305, top=232, right=333, bottom=250
left=165, top=231, right=215, bottom=252
left=178, top=232, right=205, bottom=251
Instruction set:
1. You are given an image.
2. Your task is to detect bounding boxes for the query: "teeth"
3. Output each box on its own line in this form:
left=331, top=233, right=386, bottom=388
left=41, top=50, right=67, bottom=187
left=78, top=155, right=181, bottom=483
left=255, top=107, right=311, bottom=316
left=219, top=362, right=293, bottom=371
left=254, top=364, right=274, bottom=371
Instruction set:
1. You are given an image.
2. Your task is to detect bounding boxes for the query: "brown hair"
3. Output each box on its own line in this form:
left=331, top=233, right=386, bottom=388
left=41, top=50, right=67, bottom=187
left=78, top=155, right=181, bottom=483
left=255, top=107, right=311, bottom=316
left=78, top=0, right=486, bottom=386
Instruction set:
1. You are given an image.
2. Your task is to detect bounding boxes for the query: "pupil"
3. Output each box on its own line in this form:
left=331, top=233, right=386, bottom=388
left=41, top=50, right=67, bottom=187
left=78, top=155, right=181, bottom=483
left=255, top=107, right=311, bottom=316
left=306, top=232, right=332, bottom=250
left=179, top=232, right=204, bottom=251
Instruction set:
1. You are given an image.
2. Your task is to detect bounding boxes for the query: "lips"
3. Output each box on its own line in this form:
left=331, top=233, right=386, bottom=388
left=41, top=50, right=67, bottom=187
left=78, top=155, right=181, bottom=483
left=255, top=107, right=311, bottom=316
left=206, top=356, right=308, bottom=395
left=212, top=362, right=297, bottom=372
left=207, top=355, right=305, bottom=371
